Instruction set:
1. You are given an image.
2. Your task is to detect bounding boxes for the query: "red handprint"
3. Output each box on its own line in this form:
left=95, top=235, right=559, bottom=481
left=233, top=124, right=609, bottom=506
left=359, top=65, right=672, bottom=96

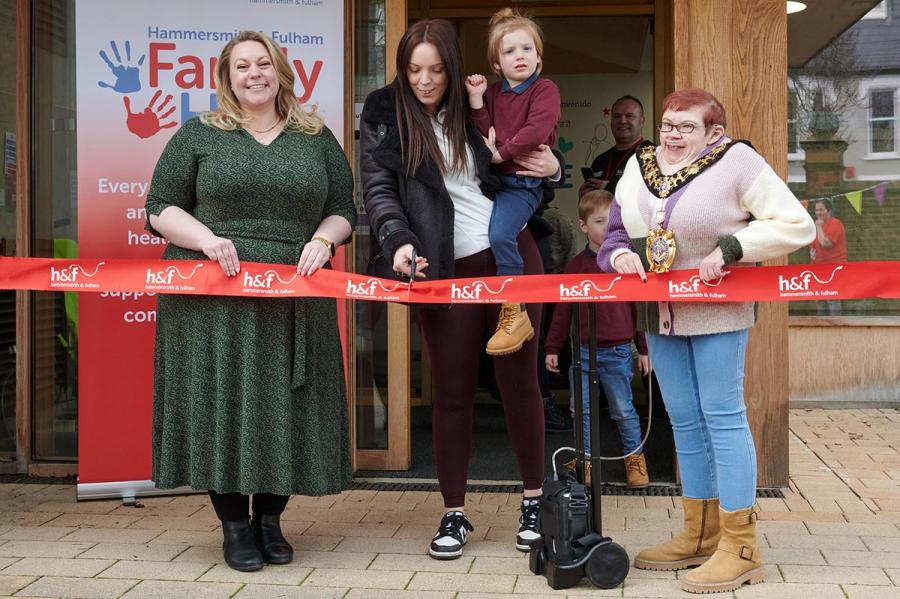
left=124, top=90, right=177, bottom=139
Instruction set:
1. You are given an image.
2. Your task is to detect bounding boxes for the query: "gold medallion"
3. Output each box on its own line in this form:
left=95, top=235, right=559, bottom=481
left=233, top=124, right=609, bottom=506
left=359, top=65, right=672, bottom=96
left=646, top=227, right=677, bottom=273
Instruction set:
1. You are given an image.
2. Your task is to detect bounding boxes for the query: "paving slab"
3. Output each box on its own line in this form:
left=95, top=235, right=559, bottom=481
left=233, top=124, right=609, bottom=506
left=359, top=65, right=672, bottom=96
left=14, top=576, right=140, bottom=599
left=842, top=585, right=900, bottom=599
left=0, top=575, right=36, bottom=596
left=0, top=540, right=95, bottom=558
left=368, top=552, right=472, bottom=573
left=119, top=580, right=240, bottom=598
left=1, top=557, right=115, bottom=578
left=408, top=571, right=517, bottom=593
left=234, top=585, right=348, bottom=598
left=97, top=560, right=214, bottom=581
left=303, top=568, right=413, bottom=589
left=76, top=542, right=189, bottom=561
left=197, top=563, right=312, bottom=585
left=780, top=564, right=892, bottom=585
left=0, top=527, right=77, bottom=541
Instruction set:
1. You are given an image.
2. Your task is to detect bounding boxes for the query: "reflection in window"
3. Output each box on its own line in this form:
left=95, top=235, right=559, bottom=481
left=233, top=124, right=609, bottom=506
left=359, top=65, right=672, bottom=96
left=788, top=90, right=801, bottom=156
left=32, top=0, right=78, bottom=460
left=787, top=1, right=900, bottom=317
left=869, top=89, right=896, bottom=154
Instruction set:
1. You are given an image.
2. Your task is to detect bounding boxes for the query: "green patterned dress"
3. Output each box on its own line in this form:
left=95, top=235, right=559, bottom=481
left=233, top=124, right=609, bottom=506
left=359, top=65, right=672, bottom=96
left=145, top=117, right=356, bottom=496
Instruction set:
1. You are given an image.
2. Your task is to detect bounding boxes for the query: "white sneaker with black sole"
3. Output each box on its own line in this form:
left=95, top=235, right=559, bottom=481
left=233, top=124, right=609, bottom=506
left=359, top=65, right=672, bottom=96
left=429, top=510, right=474, bottom=560
left=516, top=498, right=541, bottom=551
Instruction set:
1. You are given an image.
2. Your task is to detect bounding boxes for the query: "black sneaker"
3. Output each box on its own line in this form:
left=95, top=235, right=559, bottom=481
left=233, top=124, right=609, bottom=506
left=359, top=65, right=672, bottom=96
left=543, top=395, right=573, bottom=433
left=516, top=498, right=542, bottom=551
left=429, top=511, right=474, bottom=560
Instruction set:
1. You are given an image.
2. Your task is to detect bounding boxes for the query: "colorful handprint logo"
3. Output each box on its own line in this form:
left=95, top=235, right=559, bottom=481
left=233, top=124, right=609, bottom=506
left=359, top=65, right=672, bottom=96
left=124, top=91, right=177, bottom=139
left=98, top=41, right=145, bottom=94
left=97, top=39, right=180, bottom=139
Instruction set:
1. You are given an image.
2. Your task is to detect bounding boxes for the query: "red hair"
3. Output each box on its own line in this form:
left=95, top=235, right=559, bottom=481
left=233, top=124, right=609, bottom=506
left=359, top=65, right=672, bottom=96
left=661, top=88, right=727, bottom=130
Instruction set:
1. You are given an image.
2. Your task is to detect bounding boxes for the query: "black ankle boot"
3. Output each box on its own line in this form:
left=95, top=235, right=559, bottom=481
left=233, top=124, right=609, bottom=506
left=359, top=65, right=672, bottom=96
left=251, top=512, right=294, bottom=564
left=221, top=519, right=264, bottom=572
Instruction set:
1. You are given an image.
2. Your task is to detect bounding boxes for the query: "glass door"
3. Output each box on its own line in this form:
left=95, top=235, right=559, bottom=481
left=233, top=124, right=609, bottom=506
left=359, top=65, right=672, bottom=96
left=353, top=0, right=413, bottom=471
left=0, top=0, right=18, bottom=465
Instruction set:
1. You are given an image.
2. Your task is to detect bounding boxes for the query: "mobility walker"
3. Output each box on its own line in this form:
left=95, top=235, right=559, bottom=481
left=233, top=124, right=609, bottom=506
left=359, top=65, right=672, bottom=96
left=528, top=302, right=631, bottom=589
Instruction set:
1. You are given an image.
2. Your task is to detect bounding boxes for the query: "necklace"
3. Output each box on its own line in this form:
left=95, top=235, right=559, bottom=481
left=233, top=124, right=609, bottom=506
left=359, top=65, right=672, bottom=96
left=246, top=118, right=282, bottom=134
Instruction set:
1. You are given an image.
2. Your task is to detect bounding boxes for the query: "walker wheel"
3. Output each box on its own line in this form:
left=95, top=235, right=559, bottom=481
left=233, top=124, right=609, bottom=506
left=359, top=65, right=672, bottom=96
left=585, top=541, right=630, bottom=589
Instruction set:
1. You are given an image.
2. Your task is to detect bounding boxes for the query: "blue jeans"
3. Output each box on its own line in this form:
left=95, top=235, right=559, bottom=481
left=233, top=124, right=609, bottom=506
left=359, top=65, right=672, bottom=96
left=647, top=330, right=756, bottom=511
left=568, top=343, right=643, bottom=455
left=489, top=175, right=543, bottom=276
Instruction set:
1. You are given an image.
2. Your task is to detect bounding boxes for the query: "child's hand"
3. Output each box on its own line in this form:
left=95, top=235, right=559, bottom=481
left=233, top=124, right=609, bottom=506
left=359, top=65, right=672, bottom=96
left=465, top=74, right=487, bottom=98
left=484, top=127, right=502, bottom=163
left=545, top=354, right=559, bottom=373
left=466, top=75, right=487, bottom=110
left=638, top=354, right=650, bottom=376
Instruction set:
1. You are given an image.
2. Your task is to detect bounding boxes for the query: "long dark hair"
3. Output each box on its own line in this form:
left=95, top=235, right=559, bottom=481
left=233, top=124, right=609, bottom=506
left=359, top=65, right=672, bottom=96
left=394, top=20, right=468, bottom=176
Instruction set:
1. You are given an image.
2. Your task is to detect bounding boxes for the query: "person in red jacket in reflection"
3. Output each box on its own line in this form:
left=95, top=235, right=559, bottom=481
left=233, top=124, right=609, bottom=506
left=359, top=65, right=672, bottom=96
left=809, top=199, right=847, bottom=315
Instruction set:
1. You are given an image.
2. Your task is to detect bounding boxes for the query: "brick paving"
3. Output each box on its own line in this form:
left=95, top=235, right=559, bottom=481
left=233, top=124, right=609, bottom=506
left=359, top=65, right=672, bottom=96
left=0, top=408, right=897, bottom=598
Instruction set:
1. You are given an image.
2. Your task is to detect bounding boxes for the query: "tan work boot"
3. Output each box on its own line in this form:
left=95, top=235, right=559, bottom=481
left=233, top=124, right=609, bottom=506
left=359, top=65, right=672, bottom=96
left=681, top=505, right=765, bottom=594
left=486, top=303, right=533, bottom=356
left=624, top=453, right=650, bottom=489
left=561, top=457, right=591, bottom=486
left=633, top=497, right=720, bottom=571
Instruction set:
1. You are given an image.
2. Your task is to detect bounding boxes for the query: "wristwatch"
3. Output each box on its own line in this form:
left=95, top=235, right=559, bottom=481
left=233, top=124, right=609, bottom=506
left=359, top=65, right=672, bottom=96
left=311, top=236, right=335, bottom=257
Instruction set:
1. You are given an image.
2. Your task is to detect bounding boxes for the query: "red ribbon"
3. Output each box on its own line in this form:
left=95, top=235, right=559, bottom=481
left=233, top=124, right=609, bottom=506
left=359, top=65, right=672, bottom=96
left=1, top=257, right=898, bottom=304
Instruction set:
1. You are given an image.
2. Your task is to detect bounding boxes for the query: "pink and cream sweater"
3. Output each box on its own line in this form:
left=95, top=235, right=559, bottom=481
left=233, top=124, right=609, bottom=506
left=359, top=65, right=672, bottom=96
left=598, top=140, right=815, bottom=336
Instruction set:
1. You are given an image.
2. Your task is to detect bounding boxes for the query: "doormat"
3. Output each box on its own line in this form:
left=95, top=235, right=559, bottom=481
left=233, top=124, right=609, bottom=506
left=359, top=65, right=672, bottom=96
left=0, top=473, right=75, bottom=485
left=351, top=480, right=785, bottom=499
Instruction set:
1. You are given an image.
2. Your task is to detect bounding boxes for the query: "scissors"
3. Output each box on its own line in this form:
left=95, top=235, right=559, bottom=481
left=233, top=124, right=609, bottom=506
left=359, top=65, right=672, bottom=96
left=408, top=248, right=418, bottom=286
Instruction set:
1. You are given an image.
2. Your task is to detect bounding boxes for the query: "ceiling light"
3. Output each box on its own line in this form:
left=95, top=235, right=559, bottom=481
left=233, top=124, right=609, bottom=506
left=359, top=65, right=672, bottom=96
left=787, top=1, right=807, bottom=14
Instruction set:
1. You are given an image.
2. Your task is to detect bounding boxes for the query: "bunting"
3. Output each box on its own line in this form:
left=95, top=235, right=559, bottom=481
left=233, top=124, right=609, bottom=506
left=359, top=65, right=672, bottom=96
left=804, top=180, right=894, bottom=214
left=846, top=190, right=863, bottom=215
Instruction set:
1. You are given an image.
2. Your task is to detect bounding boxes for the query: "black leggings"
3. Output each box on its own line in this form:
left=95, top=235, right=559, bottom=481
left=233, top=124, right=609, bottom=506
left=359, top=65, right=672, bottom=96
left=208, top=491, right=290, bottom=522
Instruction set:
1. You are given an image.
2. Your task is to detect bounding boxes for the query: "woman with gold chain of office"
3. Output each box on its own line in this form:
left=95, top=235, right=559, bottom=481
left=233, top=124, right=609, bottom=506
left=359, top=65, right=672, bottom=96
left=598, top=88, right=815, bottom=594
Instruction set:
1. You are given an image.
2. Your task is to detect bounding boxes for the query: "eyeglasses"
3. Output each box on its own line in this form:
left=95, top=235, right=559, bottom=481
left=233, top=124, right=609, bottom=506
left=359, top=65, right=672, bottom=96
left=656, top=122, right=704, bottom=134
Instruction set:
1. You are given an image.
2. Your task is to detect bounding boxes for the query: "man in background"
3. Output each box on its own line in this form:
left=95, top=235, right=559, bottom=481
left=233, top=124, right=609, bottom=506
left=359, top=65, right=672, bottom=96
left=579, top=95, right=646, bottom=198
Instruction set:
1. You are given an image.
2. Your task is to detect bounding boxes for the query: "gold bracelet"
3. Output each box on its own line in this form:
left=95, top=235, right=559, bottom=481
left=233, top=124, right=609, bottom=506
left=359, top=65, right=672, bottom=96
left=311, top=236, right=335, bottom=257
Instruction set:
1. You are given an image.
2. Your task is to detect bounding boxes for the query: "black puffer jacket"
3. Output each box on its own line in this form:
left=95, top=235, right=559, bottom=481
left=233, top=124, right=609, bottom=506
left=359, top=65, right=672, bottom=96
left=359, top=84, right=503, bottom=280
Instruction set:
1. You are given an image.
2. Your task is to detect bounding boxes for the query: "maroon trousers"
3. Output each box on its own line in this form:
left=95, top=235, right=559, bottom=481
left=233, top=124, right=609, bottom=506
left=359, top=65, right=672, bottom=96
left=418, top=230, right=545, bottom=507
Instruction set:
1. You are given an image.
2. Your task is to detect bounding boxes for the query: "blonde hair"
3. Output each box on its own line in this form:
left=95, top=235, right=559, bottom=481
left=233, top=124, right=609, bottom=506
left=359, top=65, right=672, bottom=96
left=201, top=30, right=324, bottom=135
left=486, top=8, right=544, bottom=76
left=578, top=189, right=614, bottom=221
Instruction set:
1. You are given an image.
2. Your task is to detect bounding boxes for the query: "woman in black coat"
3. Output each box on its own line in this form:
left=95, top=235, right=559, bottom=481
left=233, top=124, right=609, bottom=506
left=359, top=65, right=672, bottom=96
left=359, top=19, right=561, bottom=561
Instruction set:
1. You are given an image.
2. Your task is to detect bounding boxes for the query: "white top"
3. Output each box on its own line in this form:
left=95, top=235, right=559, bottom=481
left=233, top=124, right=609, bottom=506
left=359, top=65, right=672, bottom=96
left=432, top=113, right=493, bottom=260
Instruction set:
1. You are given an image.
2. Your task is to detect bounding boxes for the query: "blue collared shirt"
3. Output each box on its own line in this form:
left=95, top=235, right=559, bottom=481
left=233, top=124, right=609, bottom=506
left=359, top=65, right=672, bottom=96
left=500, top=71, right=539, bottom=95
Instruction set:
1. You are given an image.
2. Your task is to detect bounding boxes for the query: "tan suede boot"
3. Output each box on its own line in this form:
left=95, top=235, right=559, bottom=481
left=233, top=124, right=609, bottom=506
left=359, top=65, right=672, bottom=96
left=680, top=505, right=765, bottom=594
left=633, top=497, right=720, bottom=571
left=486, top=303, right=533, bottom=356
left=561, top=457, right=591, bottom=486
left=624, top=454, right=650, bottom=489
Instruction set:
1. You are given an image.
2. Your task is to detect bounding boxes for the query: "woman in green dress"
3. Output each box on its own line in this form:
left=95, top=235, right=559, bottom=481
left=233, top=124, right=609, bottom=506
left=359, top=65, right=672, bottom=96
left=144, top=31, right=356, bottom=572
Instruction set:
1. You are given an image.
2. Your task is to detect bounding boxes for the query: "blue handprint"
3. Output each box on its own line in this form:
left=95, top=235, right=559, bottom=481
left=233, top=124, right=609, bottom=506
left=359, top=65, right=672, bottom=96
left=98, top=41, right=145, bottom=94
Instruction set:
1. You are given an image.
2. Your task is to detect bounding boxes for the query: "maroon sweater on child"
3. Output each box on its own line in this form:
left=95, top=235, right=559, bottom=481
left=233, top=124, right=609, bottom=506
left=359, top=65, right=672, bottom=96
left=470, top=75, right=560, bottom=175
left=545, top=247, right=648, bottom=356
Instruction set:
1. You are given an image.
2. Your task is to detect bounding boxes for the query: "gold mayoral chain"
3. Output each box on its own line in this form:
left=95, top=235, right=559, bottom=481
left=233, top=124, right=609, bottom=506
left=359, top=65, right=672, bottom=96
left=646, top=205, right=676, bottom=274
left=637, top=140, right=739, bottom=273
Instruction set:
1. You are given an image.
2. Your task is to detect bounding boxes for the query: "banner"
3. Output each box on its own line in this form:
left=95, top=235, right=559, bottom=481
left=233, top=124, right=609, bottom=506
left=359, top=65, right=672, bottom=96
left=75, top=1, right=345, bottom=498
left=4, top=258, right=899, bottom=304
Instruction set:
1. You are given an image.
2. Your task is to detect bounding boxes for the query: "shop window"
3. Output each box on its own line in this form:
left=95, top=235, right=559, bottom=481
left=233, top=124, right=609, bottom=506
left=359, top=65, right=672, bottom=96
left=869, top=88, right=897, bottom=155
left=0, top=0, right=16, bottom=461
left=787, top=1, right=900, bottom=317
left=787, top=89, right=802, bottom=159
left=31, top=0, right=77, bottom=460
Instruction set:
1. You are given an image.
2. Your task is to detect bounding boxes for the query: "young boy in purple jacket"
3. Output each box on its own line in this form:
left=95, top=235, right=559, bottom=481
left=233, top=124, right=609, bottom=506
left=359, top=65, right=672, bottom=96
left=466, top=8, right=561, bottom=357
left=545, top=190, right=651, bottom=489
